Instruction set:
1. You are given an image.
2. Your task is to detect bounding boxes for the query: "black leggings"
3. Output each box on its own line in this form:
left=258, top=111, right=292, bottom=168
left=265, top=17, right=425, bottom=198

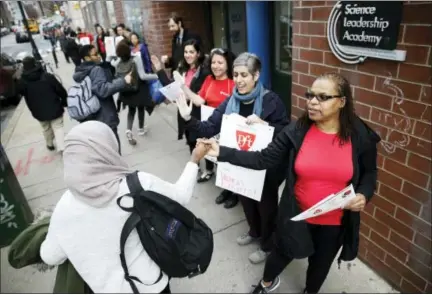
left=263, top=224, right=342, bottom=293
left=127, top=106, right=145, bottom=130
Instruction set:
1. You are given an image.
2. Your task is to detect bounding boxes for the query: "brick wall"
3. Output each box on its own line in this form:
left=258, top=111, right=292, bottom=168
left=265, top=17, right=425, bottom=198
left=113, top=0, right=210, bottom=60
left=292, top=1, right=431, bottom=293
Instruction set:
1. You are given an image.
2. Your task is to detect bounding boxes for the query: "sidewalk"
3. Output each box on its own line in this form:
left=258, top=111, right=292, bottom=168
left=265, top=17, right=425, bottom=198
left=0, top=57, right=398, bottom=294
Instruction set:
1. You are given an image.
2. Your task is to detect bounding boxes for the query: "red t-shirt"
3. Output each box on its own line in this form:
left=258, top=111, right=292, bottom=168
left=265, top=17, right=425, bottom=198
left=97, top=37, right=106, bottom=53
left=198, top=76, right=235, bottom=108
left=294, top=125, right=353, bottom=225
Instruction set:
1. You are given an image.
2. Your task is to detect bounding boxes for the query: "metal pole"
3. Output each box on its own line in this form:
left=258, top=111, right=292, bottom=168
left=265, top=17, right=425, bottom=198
left=17, top=1, right=42, bottom=61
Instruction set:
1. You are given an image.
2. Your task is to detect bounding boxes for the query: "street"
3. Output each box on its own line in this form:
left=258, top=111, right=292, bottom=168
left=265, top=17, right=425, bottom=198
left=0, top=32, right=56, bottom=60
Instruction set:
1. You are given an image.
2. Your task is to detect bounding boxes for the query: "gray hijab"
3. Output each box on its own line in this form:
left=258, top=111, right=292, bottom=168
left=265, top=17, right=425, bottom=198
left=63, top=121, right=133, bottom=207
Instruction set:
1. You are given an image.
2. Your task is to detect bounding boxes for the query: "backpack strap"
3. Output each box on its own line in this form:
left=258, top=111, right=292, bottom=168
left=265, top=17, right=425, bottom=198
left=119, top=171, right=164, bottom=293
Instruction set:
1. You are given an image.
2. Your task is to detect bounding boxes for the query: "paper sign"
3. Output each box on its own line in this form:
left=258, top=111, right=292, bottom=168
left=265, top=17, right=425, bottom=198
left=79, top=37, right=90, bottom=45
left=104, top=36, right=116, bottom=57
left=291, top=184, right=357, bottom=221
left=215, top=114, right=274, bottom=201
left=158, top=81, right=183, bottom=102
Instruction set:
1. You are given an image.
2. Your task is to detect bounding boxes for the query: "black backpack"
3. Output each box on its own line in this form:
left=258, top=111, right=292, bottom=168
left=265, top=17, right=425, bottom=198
left=117, top=171, right=214, bottom=293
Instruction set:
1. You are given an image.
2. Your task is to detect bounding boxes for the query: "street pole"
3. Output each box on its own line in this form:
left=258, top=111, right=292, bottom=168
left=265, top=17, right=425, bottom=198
left=17, top=1, right=42, bottom=61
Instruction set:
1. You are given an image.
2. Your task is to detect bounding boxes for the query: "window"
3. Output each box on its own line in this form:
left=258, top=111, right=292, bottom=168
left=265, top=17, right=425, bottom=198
left=122, top=0, right=143, bottom=37
left=106, top=1, right=116, bottom=27
left=274, top=1, right=292, bottom=74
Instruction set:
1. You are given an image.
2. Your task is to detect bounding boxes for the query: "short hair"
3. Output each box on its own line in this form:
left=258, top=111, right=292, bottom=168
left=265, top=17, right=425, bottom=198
left=169, top=13, right=183, bottom=27
left=79, top=44, right=95, bottom=60
left=233, top=52, right=261, bottom=75
left=69, top=31, right=77, bottom=38
left=22, top=56, right=36, bottom=71
left=116, top=40, right=131, bottom=62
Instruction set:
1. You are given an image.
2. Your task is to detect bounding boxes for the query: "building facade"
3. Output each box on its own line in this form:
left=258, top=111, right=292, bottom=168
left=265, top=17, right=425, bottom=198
left=112, top=1, right=431, bottom=293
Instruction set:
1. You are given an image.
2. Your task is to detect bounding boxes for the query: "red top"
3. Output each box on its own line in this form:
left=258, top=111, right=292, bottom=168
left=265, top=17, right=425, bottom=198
left=185, top=68, right=197, bottom=87
left=78, top=32, right=94, bottom=44
left=97, top=36, right=106, bottom=53
left=198, top=76, right=235, bottom=108
left=294, top=125, right=353, bottom=225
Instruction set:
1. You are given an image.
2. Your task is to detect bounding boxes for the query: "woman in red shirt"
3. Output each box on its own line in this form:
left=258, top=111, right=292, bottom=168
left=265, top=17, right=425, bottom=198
left=181, top=48, right=239, bottom=209
left=95, top=25, right=107, bottom=62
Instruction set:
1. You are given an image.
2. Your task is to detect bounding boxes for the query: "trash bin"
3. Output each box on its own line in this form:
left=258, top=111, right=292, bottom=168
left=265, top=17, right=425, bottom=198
left=0, top=143, right=34, bottom=248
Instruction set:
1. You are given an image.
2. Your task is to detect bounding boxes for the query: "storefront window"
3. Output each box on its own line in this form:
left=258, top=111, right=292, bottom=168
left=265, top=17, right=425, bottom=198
left=122, top=0, right=143, bottom=37
left=274, top=1, right=293, bottom=74
left=106, top=1, right=117, bottom=28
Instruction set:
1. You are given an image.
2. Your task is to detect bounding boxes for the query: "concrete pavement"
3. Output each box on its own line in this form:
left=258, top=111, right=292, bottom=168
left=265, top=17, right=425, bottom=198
left=0, top=57, right=398, bottom=294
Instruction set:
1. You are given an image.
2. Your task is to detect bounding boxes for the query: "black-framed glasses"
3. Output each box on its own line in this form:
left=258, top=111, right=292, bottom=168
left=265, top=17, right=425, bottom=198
left=305, top=91, right=342, bottom=102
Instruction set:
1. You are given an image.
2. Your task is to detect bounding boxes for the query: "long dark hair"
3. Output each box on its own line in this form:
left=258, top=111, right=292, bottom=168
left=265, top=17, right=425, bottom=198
left=297, top=72, right=356, bottom=145
left=208, top=48, right=236, bottom=80
left=177, top=39, right=205, bottom=74
left=130, top=32, right=147, bottom=46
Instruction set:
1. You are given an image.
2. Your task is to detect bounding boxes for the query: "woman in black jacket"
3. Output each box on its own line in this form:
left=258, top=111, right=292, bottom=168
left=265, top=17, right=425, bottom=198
left=18, top=56, right=68, bottom=153
left=176, top=52, right=289, bottom=265
left=199, top=72, right=380, bottom=293
left=151, top=38, right=209, bottom=153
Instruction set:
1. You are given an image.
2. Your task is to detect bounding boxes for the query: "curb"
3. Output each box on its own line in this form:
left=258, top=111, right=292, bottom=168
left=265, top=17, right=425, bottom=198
left=1, top=99, right=26, bottom=149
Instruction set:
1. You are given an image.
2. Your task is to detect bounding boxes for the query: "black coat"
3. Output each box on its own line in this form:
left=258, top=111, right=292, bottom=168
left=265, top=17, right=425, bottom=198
left=217, top=116, right=381, bottom=263
left=165, top=29, right=202, bottom=72
left=18, top=66, right=67, bottom=122
left=64, top=38, right=81, bottom=61
left=156, top=66, right=209, bottom=142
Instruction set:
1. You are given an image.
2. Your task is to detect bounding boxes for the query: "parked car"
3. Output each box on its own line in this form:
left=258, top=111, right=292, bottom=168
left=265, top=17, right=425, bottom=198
left=15, top=28, right=30, bottom=43
left=0, top=53, right=23, bottom=107
left=0, top=27, right=9, bottom=36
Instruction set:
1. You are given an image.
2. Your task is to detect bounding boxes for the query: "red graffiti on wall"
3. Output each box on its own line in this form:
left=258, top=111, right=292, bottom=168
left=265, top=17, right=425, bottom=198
left=14, top=147, right=56, bottom=176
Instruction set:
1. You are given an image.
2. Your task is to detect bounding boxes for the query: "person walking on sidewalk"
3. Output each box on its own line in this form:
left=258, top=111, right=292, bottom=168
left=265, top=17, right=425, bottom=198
left=65, top=31, right=81, bottom=67
left=40, top=121, right=209, bottom=294
left=18, top=56, right=67, bottom=153
left=73, top=45, right=132, bottom=154
left=114, top=40, right=158, bottom=145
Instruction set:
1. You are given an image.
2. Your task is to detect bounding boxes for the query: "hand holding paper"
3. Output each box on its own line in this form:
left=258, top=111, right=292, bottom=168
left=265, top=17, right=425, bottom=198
left=175, top=92, right=193, bottom=120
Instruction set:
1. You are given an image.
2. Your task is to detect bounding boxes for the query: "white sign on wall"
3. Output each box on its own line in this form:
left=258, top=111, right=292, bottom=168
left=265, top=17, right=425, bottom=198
left=215, top=114, right=274, bottom=201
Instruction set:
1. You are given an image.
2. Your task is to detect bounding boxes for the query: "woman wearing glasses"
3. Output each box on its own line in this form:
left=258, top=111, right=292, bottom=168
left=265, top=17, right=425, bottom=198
left=176, top=52, right=289, bottom=264
left=199, top=73, right=380, bottom=293
left=180, top=48, right=239, bottom=208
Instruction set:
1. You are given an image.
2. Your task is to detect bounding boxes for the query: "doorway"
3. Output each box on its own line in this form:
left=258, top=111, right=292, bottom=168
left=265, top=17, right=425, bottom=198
left=270, top=1, right=293, bottom=117
left=209, top=1, right=247, bottom=56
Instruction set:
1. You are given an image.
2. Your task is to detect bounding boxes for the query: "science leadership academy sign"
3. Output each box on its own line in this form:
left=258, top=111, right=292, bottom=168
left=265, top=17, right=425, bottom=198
left=327, top=1, right=406, bottom=64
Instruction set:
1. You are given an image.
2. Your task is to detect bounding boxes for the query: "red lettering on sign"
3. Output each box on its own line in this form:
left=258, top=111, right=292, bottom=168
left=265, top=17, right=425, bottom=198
left=236, top=131, right=256, bottom=151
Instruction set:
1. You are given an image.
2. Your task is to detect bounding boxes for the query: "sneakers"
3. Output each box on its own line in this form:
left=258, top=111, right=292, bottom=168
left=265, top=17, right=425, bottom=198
left=236, top=233, right=259, bottom=246
left=138, top=125, right=149, bottom=136
left=252, top=276, right=281, bottom=294
left=249, top=249, right=270, bottom=264
left=126, top=130, right=137, bottom=145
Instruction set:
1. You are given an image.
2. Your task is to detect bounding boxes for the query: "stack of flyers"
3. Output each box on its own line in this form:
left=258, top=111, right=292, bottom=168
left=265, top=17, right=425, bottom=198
left=291, top=184, right=356, bottom=221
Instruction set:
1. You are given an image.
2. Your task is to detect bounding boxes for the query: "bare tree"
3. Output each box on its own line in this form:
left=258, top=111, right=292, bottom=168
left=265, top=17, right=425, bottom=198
left=24, top=4, right=40, bottom=19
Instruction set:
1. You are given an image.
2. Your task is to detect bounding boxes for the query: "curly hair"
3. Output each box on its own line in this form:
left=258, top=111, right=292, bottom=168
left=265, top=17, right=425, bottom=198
left=297, top=72, right=356, bottom=145
left=116, top=40, right=131, bottom=62
left=177, top=39, right=205, bottom=74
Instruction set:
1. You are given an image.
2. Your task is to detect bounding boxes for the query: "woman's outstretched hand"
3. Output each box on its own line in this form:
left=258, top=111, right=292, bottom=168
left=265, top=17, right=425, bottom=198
left=197, top=138, right=220, bottom=158
left=151, top=55, right=163, bottom=71
left=176, top=92, right=193, bottom=121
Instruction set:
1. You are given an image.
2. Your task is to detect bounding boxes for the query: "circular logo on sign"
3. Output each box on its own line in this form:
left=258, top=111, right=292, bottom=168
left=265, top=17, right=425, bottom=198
left=313, top=209, right=322, bottom=215
left=327, top=2, right=367, bottom=64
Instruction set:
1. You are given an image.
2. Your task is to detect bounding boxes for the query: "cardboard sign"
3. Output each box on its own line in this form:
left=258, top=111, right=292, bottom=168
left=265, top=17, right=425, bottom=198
left=215, top=114, right=274, bottom=201
left=79, top=37, right=90, bottom=45
left=104, top=36, right=115, bottom=57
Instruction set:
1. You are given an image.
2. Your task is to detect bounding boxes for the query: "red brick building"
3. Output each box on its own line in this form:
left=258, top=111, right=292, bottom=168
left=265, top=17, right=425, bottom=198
left=113, top=1, right=431, bottom=293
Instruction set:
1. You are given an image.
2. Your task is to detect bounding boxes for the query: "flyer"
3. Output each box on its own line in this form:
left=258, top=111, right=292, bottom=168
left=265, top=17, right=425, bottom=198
left=158, top=81, right=183, bottom=102
left=291, top=184, right=357, bottom=221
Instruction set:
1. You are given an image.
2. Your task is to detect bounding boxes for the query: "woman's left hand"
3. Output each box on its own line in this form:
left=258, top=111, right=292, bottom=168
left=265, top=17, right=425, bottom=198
left=173, top=71, right=185, bottom=85
left=246, top=114, right=268, bottom=125
left=344, top=194, right=367, bottom=212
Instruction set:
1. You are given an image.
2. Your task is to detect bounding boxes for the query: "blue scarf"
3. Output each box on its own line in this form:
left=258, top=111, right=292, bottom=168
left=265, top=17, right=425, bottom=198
left=225, top=82, right=265, bottom=117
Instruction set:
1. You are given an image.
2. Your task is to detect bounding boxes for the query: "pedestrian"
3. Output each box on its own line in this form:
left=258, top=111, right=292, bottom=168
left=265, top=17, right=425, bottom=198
left=64, top=31, right=81, bottom=67
left=200, top=72, right=381, bottom=293
left=77, top=27, right=94, bottom=45
left=160, top=13, right=203, bottom=73
left=95, top=25, right=107, bottom=62
left=73, top=44, right=132, bottom=154
left=151, top=39, right=210, bottom=152
left=180, top=47, right=238, bottom=208
left=58, top=30, right=70, bottom=64
left=114, top=40, right=158, bottom=145
left=39, top=120, right=209, bottom=293
left=18, top=56, right=67, bottom=153
left=175, top=52, right=289, bottom=264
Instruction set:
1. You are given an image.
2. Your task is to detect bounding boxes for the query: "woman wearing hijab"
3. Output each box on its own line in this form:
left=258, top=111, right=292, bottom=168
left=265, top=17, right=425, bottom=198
left=176, top=52, right=289, bottom=264
left=39, top=121, right=209, bottom=293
